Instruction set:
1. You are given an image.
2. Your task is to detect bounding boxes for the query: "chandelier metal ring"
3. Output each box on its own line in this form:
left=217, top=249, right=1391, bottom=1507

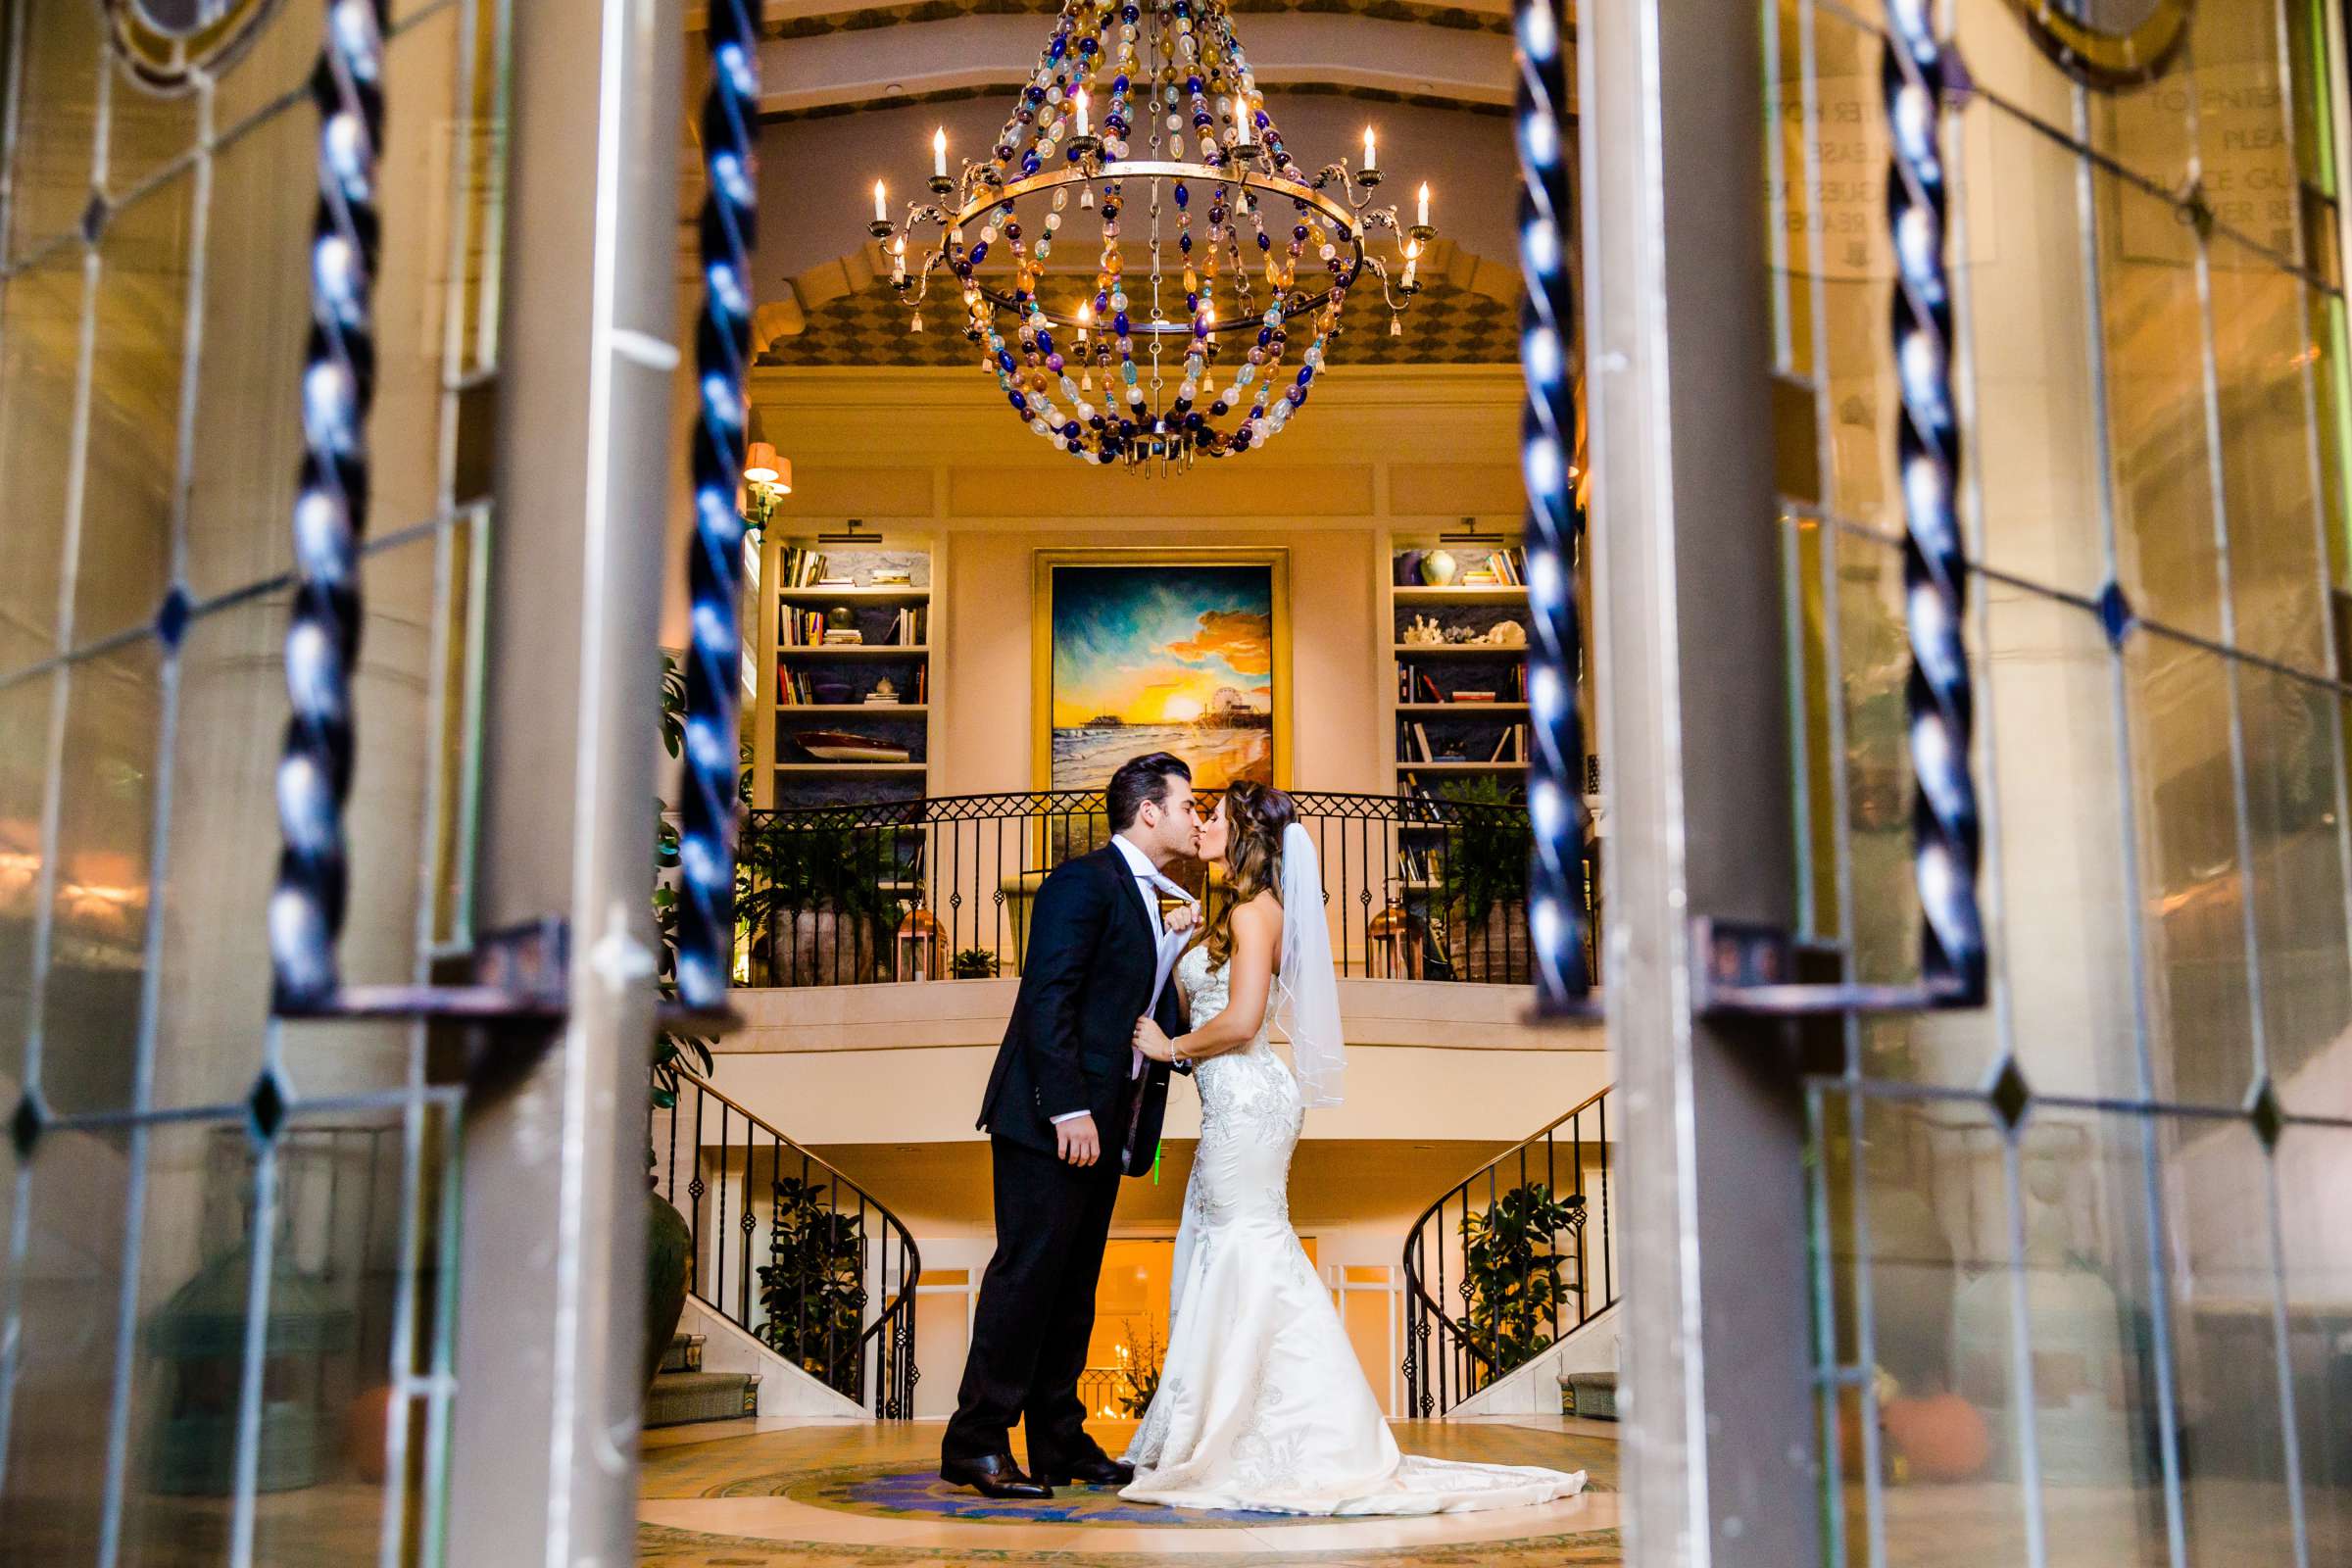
left=953, top=161, right=1368, bottom=335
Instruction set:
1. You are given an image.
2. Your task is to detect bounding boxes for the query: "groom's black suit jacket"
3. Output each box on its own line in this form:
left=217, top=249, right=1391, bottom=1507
left=977, top=843, right=1187, bottom=1177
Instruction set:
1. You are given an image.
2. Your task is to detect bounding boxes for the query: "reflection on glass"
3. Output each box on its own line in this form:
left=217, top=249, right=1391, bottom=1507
left=0, top=247, right=86, bottom=671
left=0, top=1127, right=133, bottom=1558
left=1814, top=1091, right=2034, bottom=1564
left=42, top=639, right=164, bottom=1117
left=2207, top=230, right=2332, bottom=674
left=2270, top=1123, right=2352, bottom=1563
left=2230, top=662, right=2352, bottom=1110
left=3, top=1, right=104, bottom=265
left=1982, top=589, right=2139, bottom=1101
left=0, top=674, right=54, bottom=1094
left=1834, top=532, right=1924, bottom=987
left=181, top=100, right=313, bottom=603
left=2124, top=633, right=2259, bottom=1106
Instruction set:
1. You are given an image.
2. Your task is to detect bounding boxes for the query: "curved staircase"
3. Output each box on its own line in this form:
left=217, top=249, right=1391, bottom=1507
left=1401, top=1084, right=1618, bottom=1417
left=647, top=1069, right=921, bottom=1425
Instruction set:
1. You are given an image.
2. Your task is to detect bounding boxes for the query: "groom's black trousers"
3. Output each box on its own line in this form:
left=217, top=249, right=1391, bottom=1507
left=942, top=1134, right=1124, bottom=1468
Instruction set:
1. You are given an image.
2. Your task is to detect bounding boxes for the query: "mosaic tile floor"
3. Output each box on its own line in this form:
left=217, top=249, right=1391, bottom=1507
left=637, top=1416, right=1625, bottom=1566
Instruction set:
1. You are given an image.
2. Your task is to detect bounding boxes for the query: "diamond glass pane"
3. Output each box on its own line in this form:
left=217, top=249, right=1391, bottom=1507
left=0, top=0, right=507, bottom=1553
left=1781, top=1, right=2352, bottom=1563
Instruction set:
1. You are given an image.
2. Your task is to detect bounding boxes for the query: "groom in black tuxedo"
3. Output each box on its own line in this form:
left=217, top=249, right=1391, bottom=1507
left=940, top=752, right=1200, bottom=1498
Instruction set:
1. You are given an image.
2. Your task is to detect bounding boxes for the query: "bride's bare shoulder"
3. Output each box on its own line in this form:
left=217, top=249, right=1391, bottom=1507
left=1231, top=891, right=1283, bottom=942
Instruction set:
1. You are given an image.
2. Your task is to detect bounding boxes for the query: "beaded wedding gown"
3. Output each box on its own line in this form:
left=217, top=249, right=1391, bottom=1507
left=1118, top=944, right=1587, bottom=1516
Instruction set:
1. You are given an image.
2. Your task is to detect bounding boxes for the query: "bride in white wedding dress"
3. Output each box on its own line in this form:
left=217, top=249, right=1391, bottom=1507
left=1122, top=782, right=1585, bottom=1516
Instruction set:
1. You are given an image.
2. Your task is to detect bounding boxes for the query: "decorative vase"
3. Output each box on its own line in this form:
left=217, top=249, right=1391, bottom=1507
left=646, top=1189, right=692, bottom=1390
left=1422, top=549, right=1459, bottom=586
left=785, top=907, right=881, bottom=986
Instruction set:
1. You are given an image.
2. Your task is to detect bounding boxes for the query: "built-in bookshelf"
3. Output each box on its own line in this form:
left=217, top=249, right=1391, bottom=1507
left=759, top=535, right=936, bottom=809
left=1386, top=536, right=1536, bottom=798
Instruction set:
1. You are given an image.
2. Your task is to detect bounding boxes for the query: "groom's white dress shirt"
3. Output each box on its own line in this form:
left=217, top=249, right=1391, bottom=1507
left=1048, top=834, right=1198, bottom=1125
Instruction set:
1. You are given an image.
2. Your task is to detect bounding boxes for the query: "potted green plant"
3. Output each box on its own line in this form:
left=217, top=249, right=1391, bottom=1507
left=951, top=947, right=1002, bottom=980
left=1432, top=775, right=1533, bottom=985
left=645, top=652, right=709, bottom=1388
left=1453, top=1182, right=1585, bottom=1381
left=758, top=1175, right=869, bottom=1395
left=737, top=815, right=901, bottom=985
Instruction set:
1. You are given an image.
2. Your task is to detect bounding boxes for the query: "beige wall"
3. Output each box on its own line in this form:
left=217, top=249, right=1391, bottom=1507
left=736, top=364, right=1526, bottom=800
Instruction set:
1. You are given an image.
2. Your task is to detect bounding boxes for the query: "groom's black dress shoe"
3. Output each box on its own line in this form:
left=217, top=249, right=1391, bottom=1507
left=1038, top=1455, right=1136, bottom=1487
left=939, top=1454, right=1054, bottom=1499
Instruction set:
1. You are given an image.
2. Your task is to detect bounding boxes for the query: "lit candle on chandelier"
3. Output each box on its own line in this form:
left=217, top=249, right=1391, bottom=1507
left=873, top=179, right=888, bottom=224
left=1236, top=96, right=1252, bottom=146
left=1075, top=300, right=1092, bottom=342
left=933, top=125, right=949, bottom=177
left=1074, top=87, right=1090, bottom=137
left=892, top=234, right=906, bottom=283
left=1417, top=181, right=1431, bottom=226
left=1362, top=126, right=1377, bottom=172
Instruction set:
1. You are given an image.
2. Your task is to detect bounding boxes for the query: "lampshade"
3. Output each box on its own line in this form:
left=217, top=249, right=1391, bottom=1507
left=744, top=442, right=790, bottom=493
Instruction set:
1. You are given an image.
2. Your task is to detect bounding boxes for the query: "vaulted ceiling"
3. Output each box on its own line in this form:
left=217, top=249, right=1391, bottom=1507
left=714, top=0, right=1566, bottom=368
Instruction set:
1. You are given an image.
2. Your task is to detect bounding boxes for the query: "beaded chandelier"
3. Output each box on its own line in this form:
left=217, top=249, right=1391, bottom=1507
left=862, top=0, right=1437, bottom=469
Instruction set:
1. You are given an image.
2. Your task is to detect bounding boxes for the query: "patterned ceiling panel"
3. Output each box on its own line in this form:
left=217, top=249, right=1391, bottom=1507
left=771, top=0, right=1511, bottom=41
left=756, top=272, right=1520, bottom=367
left=760, top=78, right=1517, bottom=123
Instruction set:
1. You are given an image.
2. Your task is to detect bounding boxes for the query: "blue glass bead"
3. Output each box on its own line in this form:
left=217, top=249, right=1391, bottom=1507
left=1008, top=391, right=1026, bottom=412
left=1063, top=421, right=1082, bottom=438
left=1113, top=312, right=1130, bottom=334
left=998, top=350, right=1015, bottom=371
left=970, top=241, right=990, bottom=264
left=1187, top=74, right=1203, bottom=93
left=1174, top=183, right=1189, bottom=208
left=1179, top=233, right=1193, bottom=254
left=1022, top=153, right=1041, bottom=174
left=1255, top=232, right=1271, bottom=250
left=1256, top=327, right=1272, bottom=346
left=1113, top=74, right=1130, bottom=92
left=1297, top=365, right=1312, bottom=384
left=1096, top=291, right=1109, bottom=312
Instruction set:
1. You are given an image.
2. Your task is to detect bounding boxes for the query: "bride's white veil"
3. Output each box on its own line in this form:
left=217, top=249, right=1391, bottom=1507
left=1273, top=821, right=1346, bottom=1107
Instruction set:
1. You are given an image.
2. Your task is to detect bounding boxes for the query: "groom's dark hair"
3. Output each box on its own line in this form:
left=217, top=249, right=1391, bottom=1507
left=1106, top=752, right=1192, bottom=830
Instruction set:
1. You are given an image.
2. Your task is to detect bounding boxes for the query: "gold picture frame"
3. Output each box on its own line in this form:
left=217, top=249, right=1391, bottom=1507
left=1032, top=548, right=1294, bottom=797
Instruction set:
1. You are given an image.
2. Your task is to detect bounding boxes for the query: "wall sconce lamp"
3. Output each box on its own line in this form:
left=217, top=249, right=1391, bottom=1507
left=742, top=441, right=792, bottom=531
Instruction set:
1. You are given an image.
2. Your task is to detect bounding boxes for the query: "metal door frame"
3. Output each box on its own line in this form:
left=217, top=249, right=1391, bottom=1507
left=1580, top=3, right=1823, bottom=1563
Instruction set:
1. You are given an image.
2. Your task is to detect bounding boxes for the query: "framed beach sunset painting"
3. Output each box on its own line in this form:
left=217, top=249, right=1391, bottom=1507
left=1034, top=550, right=1291, bottom=794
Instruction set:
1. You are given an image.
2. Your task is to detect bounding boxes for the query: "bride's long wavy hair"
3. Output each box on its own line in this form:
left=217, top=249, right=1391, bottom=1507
left=1205, top=781, right=1298, bottom=970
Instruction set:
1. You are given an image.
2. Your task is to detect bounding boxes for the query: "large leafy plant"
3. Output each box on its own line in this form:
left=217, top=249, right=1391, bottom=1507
left=1115, top=1316, right=1164, bottom=1417
left=757, top=1175, right=869, bottom=1394
left=653, top=653, right=713, bottom=1110
left=1453, top=1181, right=1586, bottom=1380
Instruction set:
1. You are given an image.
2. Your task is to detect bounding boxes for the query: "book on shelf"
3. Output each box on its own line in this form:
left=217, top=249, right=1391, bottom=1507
left=1419, top=672, right=1445, bottom=703
left=1411, top=722, right=1435, bottom=764
left=1455, top=691, right=1496, bottom=704
left=778, top=547, right=829, bottom=588
left=1488, top=728, right=1511, bottom=763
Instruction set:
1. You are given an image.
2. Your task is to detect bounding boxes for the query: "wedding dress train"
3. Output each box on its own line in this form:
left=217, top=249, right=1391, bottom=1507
left=1119, top=943, right=1586, bottom=1516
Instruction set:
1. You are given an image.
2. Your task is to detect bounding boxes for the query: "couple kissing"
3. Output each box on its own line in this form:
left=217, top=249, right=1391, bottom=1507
left=942, top=752, right=1584, bottom=1516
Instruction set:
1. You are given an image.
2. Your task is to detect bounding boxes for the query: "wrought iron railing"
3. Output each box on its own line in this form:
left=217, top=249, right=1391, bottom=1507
left=735, top=788, right=1599, bottom=989
left=650, top=1070, right=920, bottom=1417
left=1401, top=1084, right=1616, bottom=1416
